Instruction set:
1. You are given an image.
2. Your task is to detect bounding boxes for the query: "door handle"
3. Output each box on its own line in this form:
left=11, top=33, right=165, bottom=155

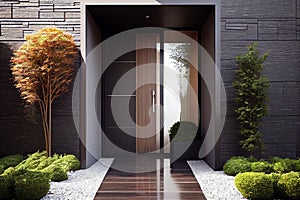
left=152, top=90, right=156, bottom=113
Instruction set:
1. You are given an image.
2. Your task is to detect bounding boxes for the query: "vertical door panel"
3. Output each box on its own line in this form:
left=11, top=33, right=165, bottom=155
left=103, top=52, right=136, bottom=155
left=136, top=33, right=158, bottom=153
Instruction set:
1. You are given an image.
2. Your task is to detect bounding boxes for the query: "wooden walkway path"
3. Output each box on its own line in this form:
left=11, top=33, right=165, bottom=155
left=94, top=159, right=206, bottom=200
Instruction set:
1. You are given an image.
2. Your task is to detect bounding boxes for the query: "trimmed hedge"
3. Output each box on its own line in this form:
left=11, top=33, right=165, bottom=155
left=0, top=173, right=14, bottom=200
left=15, top=170, right=50, bottom=200
left=268, top=173, right=282, bottom=197
left=278, top=172, right=300, bottom=199
left=51, top=154, right=80, bottom=172
left=0, top=168, right=50, bottom=200
left=15, top=151, right=48, bottom=170
left=235, top=172, right=274, bottom=199
left=42, top=165, right=68, bottom=182
left=0, top=151, right=80, bottom=199
left=223, top=157, right=253, bottom=176
left=15, top=151, right=80, bottom=173
left=224, top=156, right=299, bottom=176
left=295, top=159, right=300, bottom=172
left=61, top=155, right=80, bottom=171
left=234, top=171, right=300, bottom=199
left=0, top=165, right=4, bottom=174
left=251, top=161, right=274, bottom=173
left=0, top=154, right=25, bottom=169
left=273, top=158, right=296, bottom=173
left=36, top=155, right=59, bottom=170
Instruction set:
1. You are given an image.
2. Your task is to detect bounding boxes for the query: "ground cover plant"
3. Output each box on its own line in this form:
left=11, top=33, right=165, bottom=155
left=223, top=156, right=300, bottom=199
left=0, top=151, right=80, bottom=200
left=224, top=156, right=300, bottom=176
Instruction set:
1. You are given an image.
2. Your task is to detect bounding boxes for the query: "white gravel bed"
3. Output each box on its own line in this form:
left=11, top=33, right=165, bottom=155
left=188, top=160, right=245, bottom=200
left=42, top=158, right=113, bottom=200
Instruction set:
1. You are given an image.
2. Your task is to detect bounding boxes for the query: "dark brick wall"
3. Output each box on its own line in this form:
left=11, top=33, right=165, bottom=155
left=220, top=0, right=300, bottom=166
left=0, top=0, right=81, bottom=158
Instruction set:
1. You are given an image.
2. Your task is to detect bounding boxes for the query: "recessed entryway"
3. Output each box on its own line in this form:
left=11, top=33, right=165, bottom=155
left=81, top=1, right=221, bottom=168
left=84, top=5, right=215, bottom=159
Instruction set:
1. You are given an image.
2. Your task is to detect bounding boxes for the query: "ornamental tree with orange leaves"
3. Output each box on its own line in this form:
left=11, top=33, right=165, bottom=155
left=11, top=27, right=78, bottom=156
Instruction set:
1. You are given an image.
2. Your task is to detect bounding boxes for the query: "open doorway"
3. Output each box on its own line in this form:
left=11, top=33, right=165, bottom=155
left=82, top=4, right=219, bottom=167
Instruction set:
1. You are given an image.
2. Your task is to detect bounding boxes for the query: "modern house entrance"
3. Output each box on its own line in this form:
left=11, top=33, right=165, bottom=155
left=82, top=2, right=221, bottom=168
left=102, top=30, right=199, bottom=156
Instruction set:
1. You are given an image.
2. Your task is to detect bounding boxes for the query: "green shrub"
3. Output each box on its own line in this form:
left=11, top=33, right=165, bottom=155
left=277, top=172, right=300, bottom=199
left=295, top=159, right=300, bottom=172
left=61, top=155, right=80, bottom=171
left=15, top=151, right=48, bottom=170
left=0, top=151, right=81, bottom=199
left=247, top=156, right=258, bottom=162
left=223, top=157, right=252, bottom=176
left=273, top=158, right=296, bottom=173
left=0, top=167, right=26, bottom=199
left=3, top=167, right=18, bottom=177
left=36, top=154, right=60, bottom=170
left=251, top=161, right=273, bottom=173
left=268, top=173, right=282, bottom=197
left=0, top=165, right=4, bottom=174
left=0, top=174, right=14, bottom=200
left=42, top=165, right=68, bottom=182
left=14, top=170, right=50, bottom=200
left=235, top=172, right=274, bottom=199
left=52, top=154, right=80, bottom=172
left=233, top=42, right=270, bottom=154
left=270, top=156, right=283, bottom=163
left=168, top=121, right=198, bottom=141
left=0, top=154, right=25, bottom=169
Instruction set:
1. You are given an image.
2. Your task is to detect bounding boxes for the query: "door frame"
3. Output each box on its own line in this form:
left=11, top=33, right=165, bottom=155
left=80, top=0, right=221, bottom=168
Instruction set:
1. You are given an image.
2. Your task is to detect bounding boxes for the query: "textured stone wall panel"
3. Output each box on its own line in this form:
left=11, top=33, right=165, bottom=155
left=0, top=6, right=12, bottom=18
left=221, top=0, right=296, bottom=19
left=0, top=0, right=80, bottom=45
left=296, top=19, right=300, bottom=40
left=221, top=0, right=300, bottom=166
left=297, top=0, right=300, bottom=18
left=222, top=19, right=258, bottom=40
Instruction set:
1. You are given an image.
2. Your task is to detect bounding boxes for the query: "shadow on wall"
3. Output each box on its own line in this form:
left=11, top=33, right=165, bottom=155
left=0, top=42, right=44, bottom=157
left=0, top=43, right=81, bottom=158
left=51, top=51, right=81, bottom=158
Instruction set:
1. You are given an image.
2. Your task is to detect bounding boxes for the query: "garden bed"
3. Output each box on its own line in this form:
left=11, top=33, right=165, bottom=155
left=188, top=160, right=245, bottom=200
left=42, top=158, right=113, bottom=200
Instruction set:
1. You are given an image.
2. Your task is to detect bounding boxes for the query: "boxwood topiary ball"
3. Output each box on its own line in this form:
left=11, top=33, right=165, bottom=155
left=277, top=172, right=300, bottom=199
left=235, top=172, right=274, bottom=199
left=223, top=157, right=252, bottom=176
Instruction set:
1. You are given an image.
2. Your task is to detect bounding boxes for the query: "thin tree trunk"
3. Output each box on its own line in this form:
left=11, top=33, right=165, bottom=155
left=39, top=101, right=49, bottom=155
left=48, top=78, right=52, bottom=157
left=48, top=100, right=52, bottom=157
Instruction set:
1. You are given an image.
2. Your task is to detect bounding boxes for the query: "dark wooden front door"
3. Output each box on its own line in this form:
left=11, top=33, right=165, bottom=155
left=136, top=33, right=159, bottom=153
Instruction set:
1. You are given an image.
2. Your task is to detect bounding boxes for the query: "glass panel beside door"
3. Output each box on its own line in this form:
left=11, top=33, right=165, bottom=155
left=135, top=30, right=198, bottom=154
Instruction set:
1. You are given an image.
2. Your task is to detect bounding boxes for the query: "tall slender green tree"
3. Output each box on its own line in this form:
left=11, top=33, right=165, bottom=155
left=233, top=43, right=270, bottom=155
